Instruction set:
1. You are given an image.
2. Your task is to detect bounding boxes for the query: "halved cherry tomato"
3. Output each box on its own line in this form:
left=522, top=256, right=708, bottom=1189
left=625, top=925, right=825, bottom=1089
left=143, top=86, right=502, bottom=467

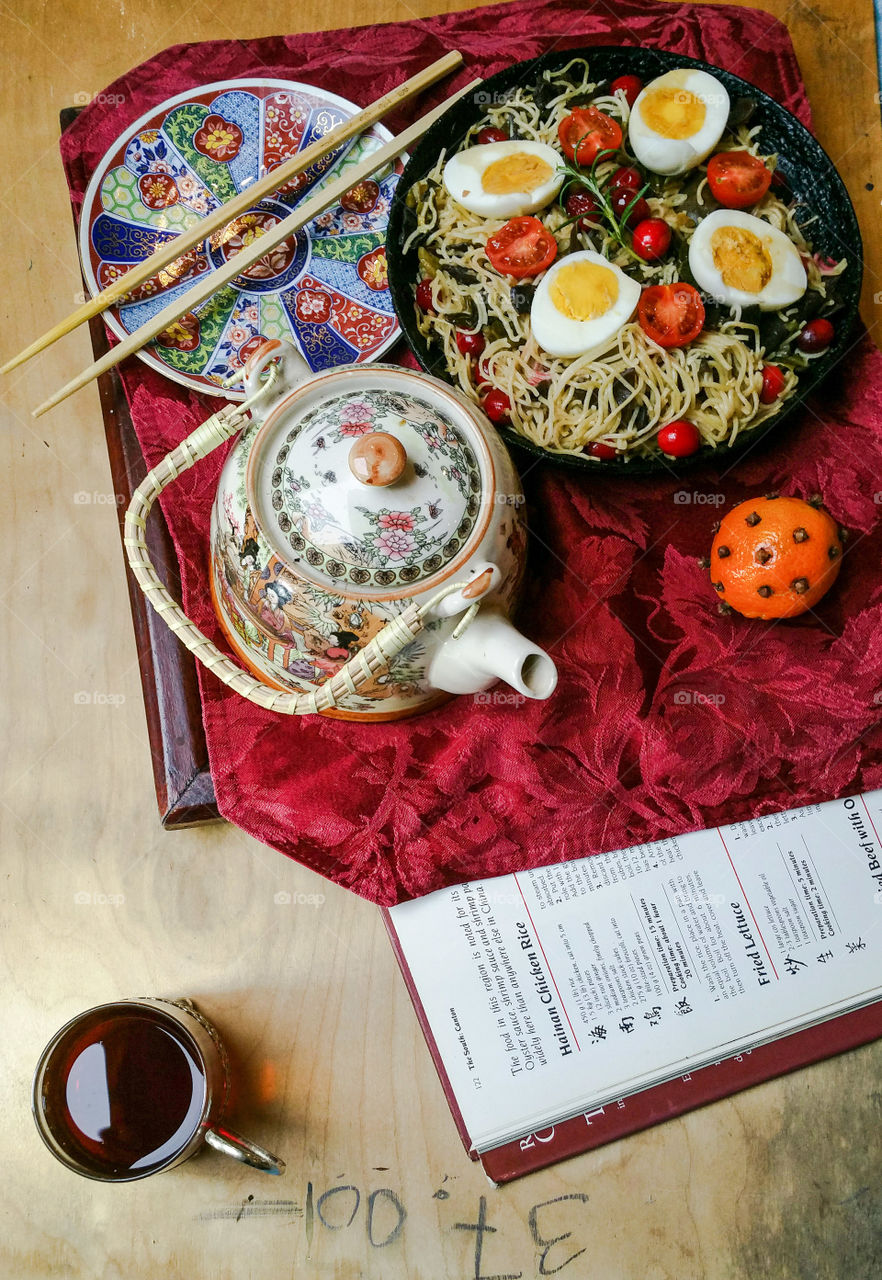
left=477, top=126, right=508, bottom=144
left=611, top=75, right=643, bottom=108
left=706, top=151, right=772, bottom=209
left=637, top=283, right=705, bottom=348
left=558, top=106, right=623, bottom=167
left=485, top=216, right=558, bottom=279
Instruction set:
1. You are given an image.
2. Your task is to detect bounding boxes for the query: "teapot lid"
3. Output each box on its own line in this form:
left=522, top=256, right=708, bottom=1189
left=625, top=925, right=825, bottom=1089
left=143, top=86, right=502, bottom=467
left=246, top=366, right=494, bottom=600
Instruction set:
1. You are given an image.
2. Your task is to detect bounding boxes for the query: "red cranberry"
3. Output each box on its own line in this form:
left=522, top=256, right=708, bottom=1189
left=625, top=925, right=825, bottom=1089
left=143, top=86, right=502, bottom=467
left=416, top=278, right=434, bottom=312
left=565, top=189, right=602, bottom=228
left=456, top=329, right=485, bottom=357
left=610, top=165, right=642, bottom=192
left=657, top=419, right=701, bottom=457
left=631, top=217, right=672, bottom=262
left=588, top=441, right=618, bottom=460
left=796, top=317, right=834, bottom=353
left=483, top=388, right=512, bottom=425
left=477, top=126, right=508, bottom=145
left=610, top=188, right=650, bottom=228
left=610, top=75, right=643, bottom=107
left=760, top=364, right=787, bottom=403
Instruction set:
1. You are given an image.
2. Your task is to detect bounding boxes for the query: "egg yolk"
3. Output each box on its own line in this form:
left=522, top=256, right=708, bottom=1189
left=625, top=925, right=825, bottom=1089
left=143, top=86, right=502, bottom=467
left=639, top=86, right=706, bottom=139
left=710, top=225, right=773, bottom=294
left=549, top=261, right=619, bottom=321
left=482, top=153, right=554, bottom=195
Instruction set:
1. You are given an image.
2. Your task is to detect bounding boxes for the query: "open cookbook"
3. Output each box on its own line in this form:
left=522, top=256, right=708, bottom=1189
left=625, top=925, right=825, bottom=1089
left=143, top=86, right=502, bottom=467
left=384, top=791, right=882, bottom=1182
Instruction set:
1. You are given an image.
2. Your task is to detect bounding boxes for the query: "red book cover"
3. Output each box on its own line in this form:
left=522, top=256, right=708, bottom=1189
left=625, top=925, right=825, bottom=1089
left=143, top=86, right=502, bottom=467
left=479, top=1000, right=882, bottom=1182
left=384, top=908, right=882, bottom=1184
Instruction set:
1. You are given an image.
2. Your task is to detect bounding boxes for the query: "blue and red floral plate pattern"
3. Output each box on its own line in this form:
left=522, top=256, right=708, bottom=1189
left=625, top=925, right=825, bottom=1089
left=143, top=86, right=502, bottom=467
left=79, top=79, right=403, bottom=398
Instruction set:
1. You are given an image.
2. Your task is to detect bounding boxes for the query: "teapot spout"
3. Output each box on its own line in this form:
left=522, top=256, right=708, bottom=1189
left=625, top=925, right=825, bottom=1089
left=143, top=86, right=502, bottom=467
left=428, top=607, right=557, bottom=701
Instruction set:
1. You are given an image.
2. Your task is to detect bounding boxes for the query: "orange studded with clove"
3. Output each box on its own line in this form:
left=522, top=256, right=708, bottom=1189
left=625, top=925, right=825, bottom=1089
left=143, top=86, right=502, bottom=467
left=708, top=495, right=844, bottom=619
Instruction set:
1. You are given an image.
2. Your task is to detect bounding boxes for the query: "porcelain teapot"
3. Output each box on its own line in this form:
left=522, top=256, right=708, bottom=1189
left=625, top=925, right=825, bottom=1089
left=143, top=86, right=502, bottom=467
left=124, top=340, right=557, bottom=720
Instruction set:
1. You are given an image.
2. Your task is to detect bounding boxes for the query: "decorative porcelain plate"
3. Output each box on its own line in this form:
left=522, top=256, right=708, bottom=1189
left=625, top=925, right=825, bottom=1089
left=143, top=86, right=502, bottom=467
left=79, top=79, right=403, bottom=398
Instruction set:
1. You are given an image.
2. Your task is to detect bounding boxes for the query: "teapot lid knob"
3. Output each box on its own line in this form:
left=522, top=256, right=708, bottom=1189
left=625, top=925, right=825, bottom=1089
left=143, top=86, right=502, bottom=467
left=348, top=432, right=407, bottom=487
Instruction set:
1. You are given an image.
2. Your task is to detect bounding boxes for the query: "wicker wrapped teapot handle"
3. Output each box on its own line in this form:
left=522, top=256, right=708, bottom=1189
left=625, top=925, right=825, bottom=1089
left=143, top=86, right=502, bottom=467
left=123, top=402, right=476, bottom=716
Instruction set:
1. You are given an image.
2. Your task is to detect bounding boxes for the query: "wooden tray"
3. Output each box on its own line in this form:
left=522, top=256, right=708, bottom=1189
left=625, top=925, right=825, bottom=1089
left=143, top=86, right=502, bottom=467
left=62, top=107, right=220, bottom=828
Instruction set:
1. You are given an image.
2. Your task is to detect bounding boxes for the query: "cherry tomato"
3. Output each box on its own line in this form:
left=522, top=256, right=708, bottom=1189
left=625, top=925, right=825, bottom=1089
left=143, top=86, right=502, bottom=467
left=610, top=188, right=649, bottom=228
left=477, top=126, right=508, bottom=145
left=565, top=188, right=602, bottom=228
left=485, top=216, right=558, bottom=279
left=588, top=441, right=618, bottom=460
left=610, top=74, right=643, bottom=107
left=632, top=217, right=672, bottom=262
left=706, top=151, right=772, bottom=209
left=657, top=419, right=701, bottom=457
left=416, top=278, right=434, bottom=312
left=476, top=355, right=492, bottom=384
left=637, top=283, right=706, bottom=349
left=558, top=106, right=623, bottom=167
left=483, top=388, right=512, bottom=424
left=796, top=317, right=835, bottom=353
left=610, top=165, right=643, bottom=192
left=760, top=364, right=787, bottom=403
left=456, top=329, right=485, bottom=357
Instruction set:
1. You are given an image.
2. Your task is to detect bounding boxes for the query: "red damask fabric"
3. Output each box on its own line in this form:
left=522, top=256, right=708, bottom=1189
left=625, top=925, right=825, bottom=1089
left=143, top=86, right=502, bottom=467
left=60, top=0, right=882, bottom=904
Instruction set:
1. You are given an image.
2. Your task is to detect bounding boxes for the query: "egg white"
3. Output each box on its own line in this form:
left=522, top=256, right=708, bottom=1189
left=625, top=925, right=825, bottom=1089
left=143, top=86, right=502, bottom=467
left=688, top=209, right=807, bottom=311
left=530, top=251, right=642, bottom=359
left=442, top=140, right=564, bottom=218
left=629, top=69, right=730, bottom=176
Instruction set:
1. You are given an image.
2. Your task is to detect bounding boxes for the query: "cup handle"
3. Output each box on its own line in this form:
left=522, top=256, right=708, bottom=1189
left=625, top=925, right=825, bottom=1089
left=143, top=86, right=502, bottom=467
left=204, top=1124, right=286, bottom=1175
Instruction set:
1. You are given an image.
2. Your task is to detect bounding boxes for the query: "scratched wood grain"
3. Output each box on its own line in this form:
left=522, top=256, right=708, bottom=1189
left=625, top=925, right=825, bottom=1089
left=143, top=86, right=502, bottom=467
left=2, top=1, right=881, bottom=1278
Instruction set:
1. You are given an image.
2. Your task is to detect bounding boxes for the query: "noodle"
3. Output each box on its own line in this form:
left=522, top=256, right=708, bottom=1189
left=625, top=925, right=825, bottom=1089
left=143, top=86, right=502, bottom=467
left=405, top=59, right=839, bottom=461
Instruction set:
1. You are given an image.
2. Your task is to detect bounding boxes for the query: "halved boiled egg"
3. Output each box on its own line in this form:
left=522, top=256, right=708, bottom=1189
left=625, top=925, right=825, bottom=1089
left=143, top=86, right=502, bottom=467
left=688, top=209, right=807, bottom=311
left=442, top=141, right=564, bottom=218
left=629, top=69, right=730, bottom=175
left=530, top=251, right=642, bottom=359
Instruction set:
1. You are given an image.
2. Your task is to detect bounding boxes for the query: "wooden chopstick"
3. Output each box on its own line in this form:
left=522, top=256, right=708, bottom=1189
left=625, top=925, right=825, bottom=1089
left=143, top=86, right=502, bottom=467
left=33, top=79, right=481, bottom=418
left=2, top=50, right=463, bottom=377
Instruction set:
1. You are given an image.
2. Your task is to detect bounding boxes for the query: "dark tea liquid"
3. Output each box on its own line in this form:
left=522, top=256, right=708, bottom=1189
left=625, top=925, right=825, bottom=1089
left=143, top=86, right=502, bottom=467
left=37, top=1005, right=206, bottom=1177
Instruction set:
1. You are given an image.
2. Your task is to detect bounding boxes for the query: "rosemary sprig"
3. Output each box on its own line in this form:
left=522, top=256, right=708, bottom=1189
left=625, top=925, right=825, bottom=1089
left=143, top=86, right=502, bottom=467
left=558, top=145, right=651, bottom=266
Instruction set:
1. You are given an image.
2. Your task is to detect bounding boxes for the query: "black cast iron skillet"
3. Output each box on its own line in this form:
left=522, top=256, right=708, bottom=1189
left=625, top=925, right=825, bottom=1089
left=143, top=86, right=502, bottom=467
left=386, top=47, right=863, bottom=476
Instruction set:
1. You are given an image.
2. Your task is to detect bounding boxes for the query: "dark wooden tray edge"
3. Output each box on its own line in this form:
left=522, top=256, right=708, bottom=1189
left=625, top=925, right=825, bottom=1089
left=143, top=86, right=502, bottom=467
left=62, top=106, right=220, bottom=829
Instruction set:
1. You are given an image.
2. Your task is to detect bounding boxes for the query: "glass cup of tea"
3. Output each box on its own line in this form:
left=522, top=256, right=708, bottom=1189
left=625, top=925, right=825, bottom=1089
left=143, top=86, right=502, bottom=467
left=32, top=997, right=285, bottom=1181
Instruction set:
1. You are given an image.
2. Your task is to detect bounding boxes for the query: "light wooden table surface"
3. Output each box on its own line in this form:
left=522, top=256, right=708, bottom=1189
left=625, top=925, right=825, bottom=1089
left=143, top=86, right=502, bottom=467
left=2, top=2, right=881, bottom=1277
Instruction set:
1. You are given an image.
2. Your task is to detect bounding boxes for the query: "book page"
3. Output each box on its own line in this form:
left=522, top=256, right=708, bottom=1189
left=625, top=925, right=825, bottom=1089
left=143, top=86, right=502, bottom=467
left=388, top=791, right=882, bottom=1151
